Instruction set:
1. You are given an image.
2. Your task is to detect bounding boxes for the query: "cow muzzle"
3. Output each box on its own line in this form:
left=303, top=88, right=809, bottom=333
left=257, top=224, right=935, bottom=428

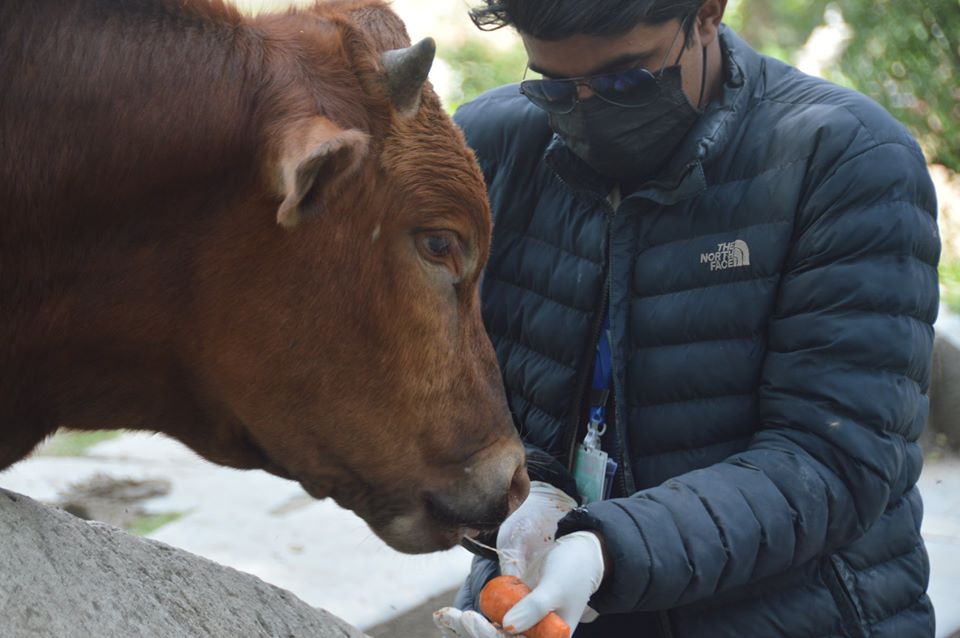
left=378, top=441, right=530, bottom=553
left=424, top=459, right=530, bottom=532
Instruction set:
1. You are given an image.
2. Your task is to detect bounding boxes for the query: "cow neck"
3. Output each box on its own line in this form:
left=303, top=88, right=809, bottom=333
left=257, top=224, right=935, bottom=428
left=2, top=3, right=274, bottom=432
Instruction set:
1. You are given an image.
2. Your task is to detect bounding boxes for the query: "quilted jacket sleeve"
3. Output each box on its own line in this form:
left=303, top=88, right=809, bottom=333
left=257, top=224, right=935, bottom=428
left=558, top=139, right=940, bottom=613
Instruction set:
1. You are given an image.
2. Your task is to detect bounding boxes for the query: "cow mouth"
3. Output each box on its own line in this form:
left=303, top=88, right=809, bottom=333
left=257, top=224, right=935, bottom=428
left=288, top=467, right=509, bottom=553
left=289, top=475, right=454, bottom=552
left=447, top=522, right=498, bottom=544
left=425, top=490, right=508, bottom=530
left=419, top=493, right=506, bottom=552
left=381, top=519, right=492, bottom=554
left=360, top=498, right=505, bottom=554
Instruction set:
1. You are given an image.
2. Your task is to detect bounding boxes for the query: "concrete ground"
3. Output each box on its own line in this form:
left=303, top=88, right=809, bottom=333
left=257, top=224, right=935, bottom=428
left=367, top=589, right=452, bottom=637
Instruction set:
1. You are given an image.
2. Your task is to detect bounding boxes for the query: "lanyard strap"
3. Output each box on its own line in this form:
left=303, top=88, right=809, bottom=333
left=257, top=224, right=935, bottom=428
left=589, top=314, right=613, bottom=427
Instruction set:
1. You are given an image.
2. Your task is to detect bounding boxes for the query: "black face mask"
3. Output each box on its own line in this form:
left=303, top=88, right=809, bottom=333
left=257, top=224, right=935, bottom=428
left=548, top=48, right=707, bottom=182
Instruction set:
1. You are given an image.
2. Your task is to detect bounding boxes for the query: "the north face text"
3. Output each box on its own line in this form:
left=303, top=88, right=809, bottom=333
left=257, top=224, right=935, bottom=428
left=700, top=240, right=751, bottom=271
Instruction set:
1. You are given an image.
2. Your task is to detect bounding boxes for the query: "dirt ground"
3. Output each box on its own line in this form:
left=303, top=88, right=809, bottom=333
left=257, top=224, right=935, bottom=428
left=366, top=588, right=455, bottom=637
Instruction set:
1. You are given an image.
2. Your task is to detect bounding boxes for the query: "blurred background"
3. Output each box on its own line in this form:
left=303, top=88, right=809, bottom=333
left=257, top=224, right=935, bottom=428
left=2, top=1, right=958, bottom=636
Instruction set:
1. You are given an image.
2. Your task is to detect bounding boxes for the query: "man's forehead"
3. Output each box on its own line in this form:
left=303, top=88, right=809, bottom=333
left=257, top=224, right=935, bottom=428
left=521, top=18, right=682, bottom=78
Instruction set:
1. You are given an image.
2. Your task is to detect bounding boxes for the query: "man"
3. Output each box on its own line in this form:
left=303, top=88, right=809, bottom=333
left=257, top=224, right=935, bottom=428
left=434, top=1, right=939, bottom=637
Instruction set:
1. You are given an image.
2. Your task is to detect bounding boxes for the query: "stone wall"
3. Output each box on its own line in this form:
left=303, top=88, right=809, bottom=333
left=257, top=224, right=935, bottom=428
left=0, top=488, right=369, bottom=638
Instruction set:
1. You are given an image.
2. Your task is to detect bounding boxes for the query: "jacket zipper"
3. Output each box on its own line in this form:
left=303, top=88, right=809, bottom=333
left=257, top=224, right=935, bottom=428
left=604, top=221, right=632, bottom=499
left=565, top=197, right=616, bottom=473
left=610, top=387, right=631, bottom=497
left=564, top=269, right=610, bottom=472
left=546, top=152, right=702, bottom=487
left=602, top=190, right=635, bottom=500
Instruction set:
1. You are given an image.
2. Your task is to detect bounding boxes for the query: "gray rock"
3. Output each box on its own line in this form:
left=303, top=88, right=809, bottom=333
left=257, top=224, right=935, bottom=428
left=0, top=488, right=369, bottom=638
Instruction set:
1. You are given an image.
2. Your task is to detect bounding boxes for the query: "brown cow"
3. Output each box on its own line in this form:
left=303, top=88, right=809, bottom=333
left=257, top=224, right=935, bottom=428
left=0, top=0, right=529, bottom=553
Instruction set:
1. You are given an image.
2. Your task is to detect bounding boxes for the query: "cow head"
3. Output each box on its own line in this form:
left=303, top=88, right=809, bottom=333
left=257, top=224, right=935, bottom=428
left=189, top=2, right=529, bottom=553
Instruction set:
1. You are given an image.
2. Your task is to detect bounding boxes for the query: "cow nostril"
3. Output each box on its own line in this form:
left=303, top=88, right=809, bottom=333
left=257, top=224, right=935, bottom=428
left=423, top=490, right=462, bottom=528
left=507, top=462, right=530, bottom=515
left=423, top=490, right=502, bottom=531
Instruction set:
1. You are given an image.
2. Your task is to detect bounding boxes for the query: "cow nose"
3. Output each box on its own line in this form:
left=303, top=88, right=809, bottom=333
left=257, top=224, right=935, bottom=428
left=423, top=448, right=529, bottom=530
left=507, top=461, right=530, bottom=516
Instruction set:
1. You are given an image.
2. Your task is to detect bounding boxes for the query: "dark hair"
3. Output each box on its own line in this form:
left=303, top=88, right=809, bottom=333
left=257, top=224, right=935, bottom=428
left=469, top=0, right=704, bottom=42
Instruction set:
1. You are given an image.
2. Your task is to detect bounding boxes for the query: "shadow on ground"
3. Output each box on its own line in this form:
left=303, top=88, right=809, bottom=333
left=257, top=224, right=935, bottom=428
left=367, top=588, right=456, bottom=637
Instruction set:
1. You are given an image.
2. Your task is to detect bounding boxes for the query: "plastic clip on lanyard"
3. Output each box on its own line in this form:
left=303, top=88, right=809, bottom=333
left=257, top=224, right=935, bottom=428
left=573, top=315, right=620, bottom=504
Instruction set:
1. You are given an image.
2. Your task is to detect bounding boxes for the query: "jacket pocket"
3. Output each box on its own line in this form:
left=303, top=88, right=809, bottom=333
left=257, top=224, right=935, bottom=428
left=821, top=554, right=868, bottom=638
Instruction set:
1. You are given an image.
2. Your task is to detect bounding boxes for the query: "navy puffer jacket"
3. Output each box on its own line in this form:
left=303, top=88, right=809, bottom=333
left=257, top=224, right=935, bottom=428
left=453, top=27, right=939, bottom=638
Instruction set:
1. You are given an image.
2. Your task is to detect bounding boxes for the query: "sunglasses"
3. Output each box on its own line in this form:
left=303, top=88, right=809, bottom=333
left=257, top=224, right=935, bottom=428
left=519, top=15, right=690, bottom=114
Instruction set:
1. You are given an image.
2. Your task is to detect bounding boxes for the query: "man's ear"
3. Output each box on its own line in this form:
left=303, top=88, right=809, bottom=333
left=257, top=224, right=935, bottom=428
left=276, top=116, right=370, bottom=229
left=696, top=0, right=727, bottom=47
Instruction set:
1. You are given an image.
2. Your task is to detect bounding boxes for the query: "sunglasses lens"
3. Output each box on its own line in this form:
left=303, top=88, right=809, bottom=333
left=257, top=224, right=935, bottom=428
left=590, top=67, right=659, bottom=107
left=521, top=67, right=660, bottom=112
left=520, top=79, right=578, bottom=113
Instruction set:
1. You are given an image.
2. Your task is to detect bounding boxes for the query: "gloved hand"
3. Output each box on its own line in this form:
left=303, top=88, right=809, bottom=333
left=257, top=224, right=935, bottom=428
left=434, top=532, right=605, bottom=637
left=433, top=607, right=513, bottom=637
left=500, top=531, right=605, bottom=636
left=435, top=482, right=604, bottom=637
left=495, top=481, right=578, bottom=585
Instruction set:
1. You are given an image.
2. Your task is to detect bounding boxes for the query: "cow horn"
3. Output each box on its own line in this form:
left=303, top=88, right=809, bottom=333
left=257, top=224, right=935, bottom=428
left=381, top=37, right=436, bottom=115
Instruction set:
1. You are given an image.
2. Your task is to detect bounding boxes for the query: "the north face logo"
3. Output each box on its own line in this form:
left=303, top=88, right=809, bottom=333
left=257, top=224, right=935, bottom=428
left=700, top=240, right=751, bottom=271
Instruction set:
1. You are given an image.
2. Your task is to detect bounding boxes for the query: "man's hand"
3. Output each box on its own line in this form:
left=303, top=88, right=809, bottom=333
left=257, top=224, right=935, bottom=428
left=433, top=608, right=513, bottom=637
left=499, top=531, right=605, bottom=636
left=435, top=531, right=606, bottom=637
left=496, top=481, right=578, bottom=584
left=435, top=483, right=604, bottom=637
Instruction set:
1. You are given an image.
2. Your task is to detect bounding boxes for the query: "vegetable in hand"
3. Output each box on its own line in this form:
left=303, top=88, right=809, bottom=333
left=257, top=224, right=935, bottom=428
left=479, top=575, right=571, bottom=638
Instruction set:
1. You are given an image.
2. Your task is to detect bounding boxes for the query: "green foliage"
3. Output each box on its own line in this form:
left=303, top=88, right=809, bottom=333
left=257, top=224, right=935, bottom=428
left=725, top=0, right=959, bottom=172
left=724, top=0, right=831, bottom=63
left=829, top=0, right=960, bottom=172
left=940, top=261, right=960, bottom=313
left=441, top=39, right=528, bottom=112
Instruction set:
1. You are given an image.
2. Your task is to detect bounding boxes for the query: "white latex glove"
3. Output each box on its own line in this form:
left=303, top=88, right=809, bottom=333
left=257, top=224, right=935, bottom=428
left=433, top=607, right=512, bottom=638
left=501, top=531, right=606, bottom=636
left=433, top=482, right=590, bottom=638
left=496, top=481, right=578, bottom=585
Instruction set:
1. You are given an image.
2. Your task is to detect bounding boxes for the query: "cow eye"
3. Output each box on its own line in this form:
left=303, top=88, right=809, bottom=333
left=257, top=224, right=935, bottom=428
left=424, top=234, right=451, bottom=258
left=416, top=230, right=463, bottom=279
left=417, top=231, right=458, bottom=262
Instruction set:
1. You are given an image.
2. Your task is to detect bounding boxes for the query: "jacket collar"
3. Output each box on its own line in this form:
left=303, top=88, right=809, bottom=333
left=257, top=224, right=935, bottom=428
left=545, top=26, right=762, bottom=204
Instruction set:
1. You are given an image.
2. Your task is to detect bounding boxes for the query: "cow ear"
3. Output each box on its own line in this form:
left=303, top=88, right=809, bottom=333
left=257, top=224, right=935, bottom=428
left=276, top=117, right=370, bottom=229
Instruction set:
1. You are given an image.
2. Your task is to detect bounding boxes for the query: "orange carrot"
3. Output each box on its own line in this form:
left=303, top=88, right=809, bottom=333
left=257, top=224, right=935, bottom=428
left=479, top=575, right=571, bottom=638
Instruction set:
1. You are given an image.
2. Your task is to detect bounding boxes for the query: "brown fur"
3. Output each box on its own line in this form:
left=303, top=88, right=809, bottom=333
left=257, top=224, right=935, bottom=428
left=0, top=0, right=528, bottom=553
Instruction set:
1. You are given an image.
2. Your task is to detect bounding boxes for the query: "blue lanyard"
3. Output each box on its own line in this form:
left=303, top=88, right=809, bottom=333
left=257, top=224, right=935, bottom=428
left=579, top=311, right=621, bottom=501
left=589, top=314, right=613, bottom=427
